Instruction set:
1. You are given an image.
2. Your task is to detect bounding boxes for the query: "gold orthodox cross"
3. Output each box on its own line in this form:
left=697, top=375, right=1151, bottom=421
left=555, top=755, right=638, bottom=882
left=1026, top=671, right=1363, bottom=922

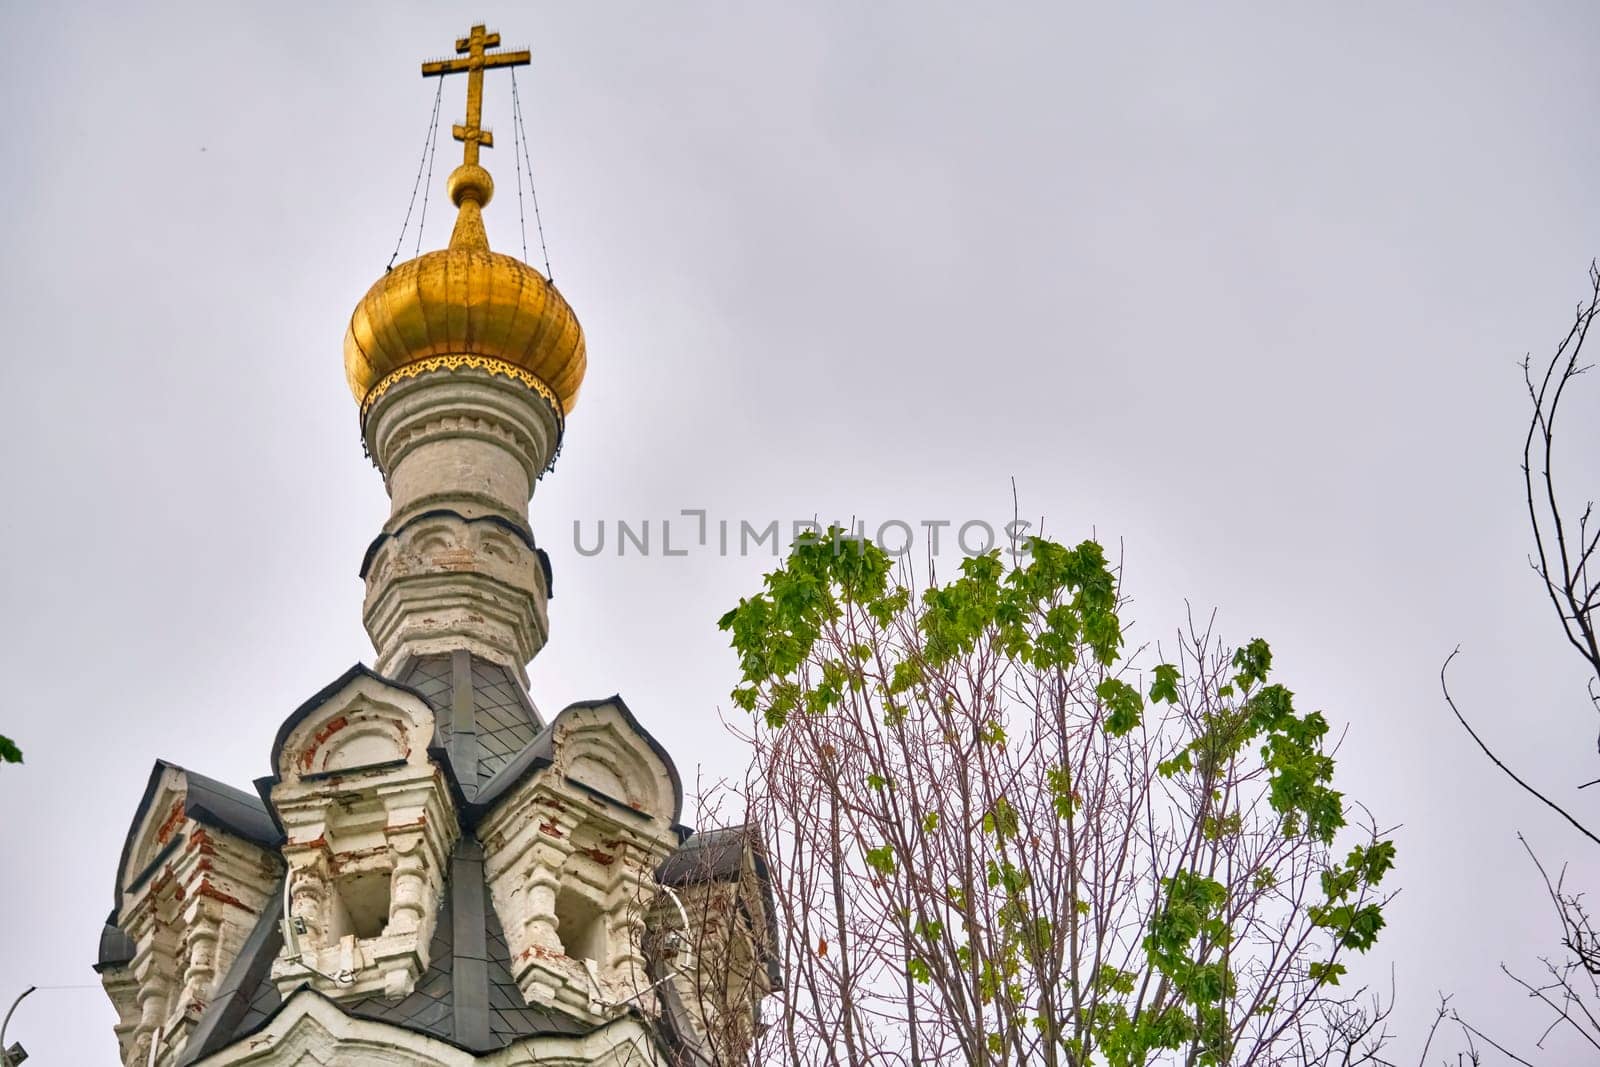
left=421, top=24, right=531, bottom=168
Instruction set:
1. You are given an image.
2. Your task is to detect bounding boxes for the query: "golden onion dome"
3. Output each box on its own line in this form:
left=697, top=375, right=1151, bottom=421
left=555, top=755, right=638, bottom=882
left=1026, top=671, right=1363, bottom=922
left=344, top=162, right=585, bottom=421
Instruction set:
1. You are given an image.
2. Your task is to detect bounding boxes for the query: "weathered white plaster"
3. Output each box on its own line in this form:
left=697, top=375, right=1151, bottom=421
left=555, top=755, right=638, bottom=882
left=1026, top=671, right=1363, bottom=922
left=364, top=370, right=560, bottom=526
left=477, top=702, right=681, bottom=1022
left=104, top=766, right=279, bottom=1067
left=268, top=674, right=458, bottom=1002
left=363, top=512, right=548, bottom=684
left=359, top=369, right=561, bottom=684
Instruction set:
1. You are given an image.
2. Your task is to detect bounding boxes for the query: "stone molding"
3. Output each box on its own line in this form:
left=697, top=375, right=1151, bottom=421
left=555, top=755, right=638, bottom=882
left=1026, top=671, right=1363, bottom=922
left=359, top=367, right=558, bottom=681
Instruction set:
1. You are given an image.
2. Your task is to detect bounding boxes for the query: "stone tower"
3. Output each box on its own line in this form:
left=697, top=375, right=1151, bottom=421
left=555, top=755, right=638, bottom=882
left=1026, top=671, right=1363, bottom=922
left=93, top=25, right=773, bottom=1067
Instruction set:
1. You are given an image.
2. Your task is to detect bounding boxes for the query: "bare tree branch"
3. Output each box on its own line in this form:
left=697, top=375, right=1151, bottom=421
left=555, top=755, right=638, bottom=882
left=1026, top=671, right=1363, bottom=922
left=1438, top=648, right=1600, bottom=847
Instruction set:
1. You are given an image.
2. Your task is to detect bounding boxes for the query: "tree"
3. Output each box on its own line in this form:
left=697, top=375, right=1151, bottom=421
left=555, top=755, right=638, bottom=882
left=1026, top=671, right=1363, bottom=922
left=1521, top=265, right=1600, bottom=730
left=0, top=734, right=18, bottom=766
left=675, top=528, right=1396, bottom=1065
left=1442, top=262, right=1600, bottom=1058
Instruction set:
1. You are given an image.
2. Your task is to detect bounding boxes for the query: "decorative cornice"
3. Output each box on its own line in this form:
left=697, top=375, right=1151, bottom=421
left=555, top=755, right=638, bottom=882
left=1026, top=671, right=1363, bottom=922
left=362, top=356, right=565, bottom=428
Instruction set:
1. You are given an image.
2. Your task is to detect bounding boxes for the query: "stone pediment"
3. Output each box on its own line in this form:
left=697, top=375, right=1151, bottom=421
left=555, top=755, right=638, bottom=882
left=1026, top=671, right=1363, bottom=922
left=549, top=699, right=681, bottom=823
left=472, top=697, right=684, bottom=829
left=267, top=664, right=437, bottom=784
left=115, top=762, right=280, bottom=902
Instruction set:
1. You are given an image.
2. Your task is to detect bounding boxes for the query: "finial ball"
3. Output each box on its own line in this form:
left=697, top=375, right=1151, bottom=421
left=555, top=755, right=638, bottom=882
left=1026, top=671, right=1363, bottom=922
left=447, top=164, right=494, bottom=208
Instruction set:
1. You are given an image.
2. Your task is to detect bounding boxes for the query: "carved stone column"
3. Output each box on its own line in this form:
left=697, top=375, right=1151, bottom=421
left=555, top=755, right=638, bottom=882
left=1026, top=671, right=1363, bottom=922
left=182, top=909, right=221, bottom=1009
left=388, top=835, right=428, bottom=935
left=287, top=860, right=329, bottom=949
left=509, top=811, right=579, bottom=1005
left=523, top=839, right=568, bottom=951
left=131, top=947, right=174, bottom=1066
left=605, top=849, right=650, bottom=991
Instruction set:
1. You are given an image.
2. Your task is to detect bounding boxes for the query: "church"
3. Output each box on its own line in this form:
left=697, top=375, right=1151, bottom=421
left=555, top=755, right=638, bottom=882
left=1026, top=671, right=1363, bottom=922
left=91, top=25, right=774, bottom=1066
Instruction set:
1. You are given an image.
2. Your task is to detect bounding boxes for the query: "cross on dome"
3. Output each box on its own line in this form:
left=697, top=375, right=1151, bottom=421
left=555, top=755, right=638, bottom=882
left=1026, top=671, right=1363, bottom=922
left=421, top=24, right=531, bottom=171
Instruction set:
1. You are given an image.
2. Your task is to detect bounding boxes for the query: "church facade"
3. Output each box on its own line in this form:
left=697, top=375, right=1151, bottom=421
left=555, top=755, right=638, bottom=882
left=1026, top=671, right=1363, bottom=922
left=93, top=26, right=773, bottom=1067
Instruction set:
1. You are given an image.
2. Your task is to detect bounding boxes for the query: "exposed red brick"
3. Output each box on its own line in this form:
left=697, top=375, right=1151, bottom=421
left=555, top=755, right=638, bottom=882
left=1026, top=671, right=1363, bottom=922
left=525, top=945, right=563, bottom=961
left=196, top=880, right=252, bottom=911
left=155, top=799, right=187, bottom=846
left=298, top=715, right=350, bottom=771
left=328, top=845, right=390, bottom=875
left=185, top=827, right=217, bottom=858
left=150, top=868, right=186, bottom=903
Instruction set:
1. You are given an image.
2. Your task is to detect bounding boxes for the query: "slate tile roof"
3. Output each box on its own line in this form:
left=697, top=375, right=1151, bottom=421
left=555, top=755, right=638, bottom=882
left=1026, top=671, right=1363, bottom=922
left=403, top=652, right=543, bottom=793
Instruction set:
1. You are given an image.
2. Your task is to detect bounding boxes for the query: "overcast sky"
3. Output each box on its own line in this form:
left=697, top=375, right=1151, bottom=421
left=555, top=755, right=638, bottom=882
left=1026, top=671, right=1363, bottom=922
left=3, top=2, right=1599, bottom=1062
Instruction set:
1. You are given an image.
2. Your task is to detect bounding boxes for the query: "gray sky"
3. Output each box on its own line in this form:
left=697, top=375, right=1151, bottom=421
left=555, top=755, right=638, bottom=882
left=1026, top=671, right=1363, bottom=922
left=2, top=2, right=1599, bottom=1061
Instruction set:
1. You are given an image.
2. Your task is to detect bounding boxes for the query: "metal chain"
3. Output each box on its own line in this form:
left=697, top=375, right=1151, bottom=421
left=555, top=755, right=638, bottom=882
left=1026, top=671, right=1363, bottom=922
left=414, top=79, right=443, bottom=259
left=387, top=79, right=444, bottom=271
left=510, top=67, right=554, bottom=282
left=511, top=67, right=531, bottom=264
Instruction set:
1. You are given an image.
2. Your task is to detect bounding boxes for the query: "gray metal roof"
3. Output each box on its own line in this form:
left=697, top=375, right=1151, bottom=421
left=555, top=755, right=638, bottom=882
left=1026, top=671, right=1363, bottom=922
left=93, top=911, right=136, bottom=973
left=183, top=769, right=280, bottom=848
left=657, top=825, right=755, bottom=886
left=403, top=651, right=544, bottom=797
left=657, top=824, right=783, bottom=989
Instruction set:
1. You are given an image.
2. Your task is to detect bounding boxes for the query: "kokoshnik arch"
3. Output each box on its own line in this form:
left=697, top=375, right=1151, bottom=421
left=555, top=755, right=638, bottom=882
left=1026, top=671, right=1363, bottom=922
left=91, top=25, right=775, bottom=1067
